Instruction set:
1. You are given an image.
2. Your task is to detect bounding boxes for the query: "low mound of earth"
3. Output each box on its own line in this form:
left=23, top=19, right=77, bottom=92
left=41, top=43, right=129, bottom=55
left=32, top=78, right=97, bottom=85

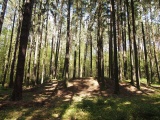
left=0, top=77, right=159, bottom=108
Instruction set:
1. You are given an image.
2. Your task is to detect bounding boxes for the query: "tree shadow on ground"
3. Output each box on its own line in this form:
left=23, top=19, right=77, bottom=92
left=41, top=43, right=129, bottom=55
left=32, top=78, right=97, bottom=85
left=75, top=95, right=160, bottom=120
left=0, top=77, right=159, bottom=119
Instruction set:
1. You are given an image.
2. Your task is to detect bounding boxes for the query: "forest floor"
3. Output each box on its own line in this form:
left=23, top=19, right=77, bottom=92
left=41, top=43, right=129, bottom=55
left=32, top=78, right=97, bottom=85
left=0, top=77, right=160, bottom=120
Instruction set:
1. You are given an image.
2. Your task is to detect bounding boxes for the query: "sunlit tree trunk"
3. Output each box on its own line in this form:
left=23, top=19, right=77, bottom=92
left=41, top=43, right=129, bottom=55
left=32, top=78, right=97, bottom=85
left=97, top=1, right=105, bottom=87
left=126, top=0, right=134, bottom=85
left=9, top=8, right=22, bottom=88
left=78, top=13, right=82, bottom=78
left=54, top=0, right=64, bottom=79
left=26, top=35, right=33, bottom=86
left=83, top=40, right=88, bottom=77
left=2, top=8, right=16, bottom=87
left=37, top=18, right=44, bottom=84
left=131, top=0, right=140, bottom=89
left=142, top=22, right=150, bottom=86
left=63, top=0, right=71, bottom=87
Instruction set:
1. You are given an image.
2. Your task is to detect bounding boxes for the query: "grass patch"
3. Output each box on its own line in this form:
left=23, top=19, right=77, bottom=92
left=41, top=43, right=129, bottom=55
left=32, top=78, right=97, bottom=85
left=60, top=95, right=160, bottom=120
left=0, top=95, right=160, bottom=120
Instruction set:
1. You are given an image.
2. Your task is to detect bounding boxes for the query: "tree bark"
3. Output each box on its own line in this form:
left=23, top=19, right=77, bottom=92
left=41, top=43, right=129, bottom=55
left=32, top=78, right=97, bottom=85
left=63, top=0, right=71, bottom=87
left=141, top=22, right=150, bottom=86
left=0, top=0, right=8, bottom=34
left=131, top=0, right=140, bottom=89
left=126, top=0, right=134, bottom=85
left=2, top=8, right=16, bottom=87
left=9, top=9, right=22, bottom=88
left=111, top=0, right=119, bottom=94
left=12, top=0, right=34, bottom=101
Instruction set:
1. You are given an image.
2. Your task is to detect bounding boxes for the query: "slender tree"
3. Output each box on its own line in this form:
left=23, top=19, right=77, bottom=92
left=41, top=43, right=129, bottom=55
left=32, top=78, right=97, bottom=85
left=142, top=22, right=150, bottom=86
left=2, top=7, right=16, bottom=87
left=131, top=0, right=140, bottom=89
left=9, top=7, right=22, bottom=88
left=126, top=0, right=134, bottom=85
left=111, top=0, right=119, bottom=94
left=63, top=0, right=71, bottom=87
left=0, top=0, right=8, bottom=34
left=12, top=0, right=34, bottom=101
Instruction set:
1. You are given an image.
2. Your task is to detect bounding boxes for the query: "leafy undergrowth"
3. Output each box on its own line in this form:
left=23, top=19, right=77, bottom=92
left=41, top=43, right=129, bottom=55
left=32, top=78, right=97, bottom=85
left=0, top=78, right=160, bottom=120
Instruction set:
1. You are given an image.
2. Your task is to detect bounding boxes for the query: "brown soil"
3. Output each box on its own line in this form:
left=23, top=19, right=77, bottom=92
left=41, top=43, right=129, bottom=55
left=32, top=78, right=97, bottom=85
left=0, top=77, right=159, bottom=109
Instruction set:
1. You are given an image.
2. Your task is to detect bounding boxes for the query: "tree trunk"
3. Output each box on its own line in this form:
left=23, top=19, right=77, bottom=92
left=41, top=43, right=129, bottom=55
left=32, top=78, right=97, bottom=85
left=2, top=8, right=16, bottom=87
left=83, top=40, right=88, bottom=77
left=90, top=32, right=92, bottom=77
left=126, top=0, right=134, bottom=85
left=50, top=35, right=55, bottom=78
left=78, top=16, right=82, bottom=78
left=9, top=9, right=22, bottom=88
left=111, top=0, right=119, bottom=94
left=141, top=22, right=150, bottom=86
left=41, top=2, right=49, bottom=83
left=131, top=0, right=140, bottom=89
left=26, top=36, right=33, bottom=86
left=0, top=0, right=8, bottom=34
left=73, top=50, right=77, bottom=79
left=109, top=13, right=113, bottom=79
left=63, top=0, right=71, bottom=87
left=153, top=39, right=160, bottom=83
left=37, top=16, right=44, bottom=85
left=12, top=0, right=34, bottom=101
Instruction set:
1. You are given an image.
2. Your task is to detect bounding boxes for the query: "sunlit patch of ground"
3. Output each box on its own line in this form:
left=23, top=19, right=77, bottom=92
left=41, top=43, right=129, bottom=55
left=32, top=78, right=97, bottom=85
left=0, top=78, right=160, bottom=120
left=68, top=78, right=100, bottom=102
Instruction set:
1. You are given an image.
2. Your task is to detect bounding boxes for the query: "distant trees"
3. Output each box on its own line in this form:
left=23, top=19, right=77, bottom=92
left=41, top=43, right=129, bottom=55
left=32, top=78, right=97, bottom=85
left=0, top=0, right=160, bottom=100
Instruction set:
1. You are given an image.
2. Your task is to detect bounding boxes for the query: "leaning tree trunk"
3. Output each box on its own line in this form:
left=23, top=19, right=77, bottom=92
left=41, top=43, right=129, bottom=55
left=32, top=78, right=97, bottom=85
left=9, top=9, right=22, bottom=88
left=2, top=8, right=16, bottom=87
left=0, top=0, right=8, bottom=34
left=12, top=0, right=34, bottom=101
left=141, top=22, right=150, bottom=86
left=153, top=39, right=160, bottom=83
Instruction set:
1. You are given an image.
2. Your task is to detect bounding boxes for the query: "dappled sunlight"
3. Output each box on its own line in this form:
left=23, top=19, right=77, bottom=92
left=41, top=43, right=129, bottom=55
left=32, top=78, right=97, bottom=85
left=67, top=78, right=101, bottom=102
left=62, top=103, right=90, bottom=120
left=0, top=77, right=160, bottom=119
left=119, top=82, right=156, bottom=96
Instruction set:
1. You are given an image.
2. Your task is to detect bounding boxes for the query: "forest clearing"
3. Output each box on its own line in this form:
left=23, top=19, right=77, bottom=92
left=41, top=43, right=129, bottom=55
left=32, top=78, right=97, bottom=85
left=0, top=78, right=160, bottom=120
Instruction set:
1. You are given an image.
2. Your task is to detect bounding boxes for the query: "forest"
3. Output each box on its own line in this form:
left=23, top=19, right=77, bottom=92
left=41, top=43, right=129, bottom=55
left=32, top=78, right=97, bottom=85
left=0, top=0, right=160, bottom=119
